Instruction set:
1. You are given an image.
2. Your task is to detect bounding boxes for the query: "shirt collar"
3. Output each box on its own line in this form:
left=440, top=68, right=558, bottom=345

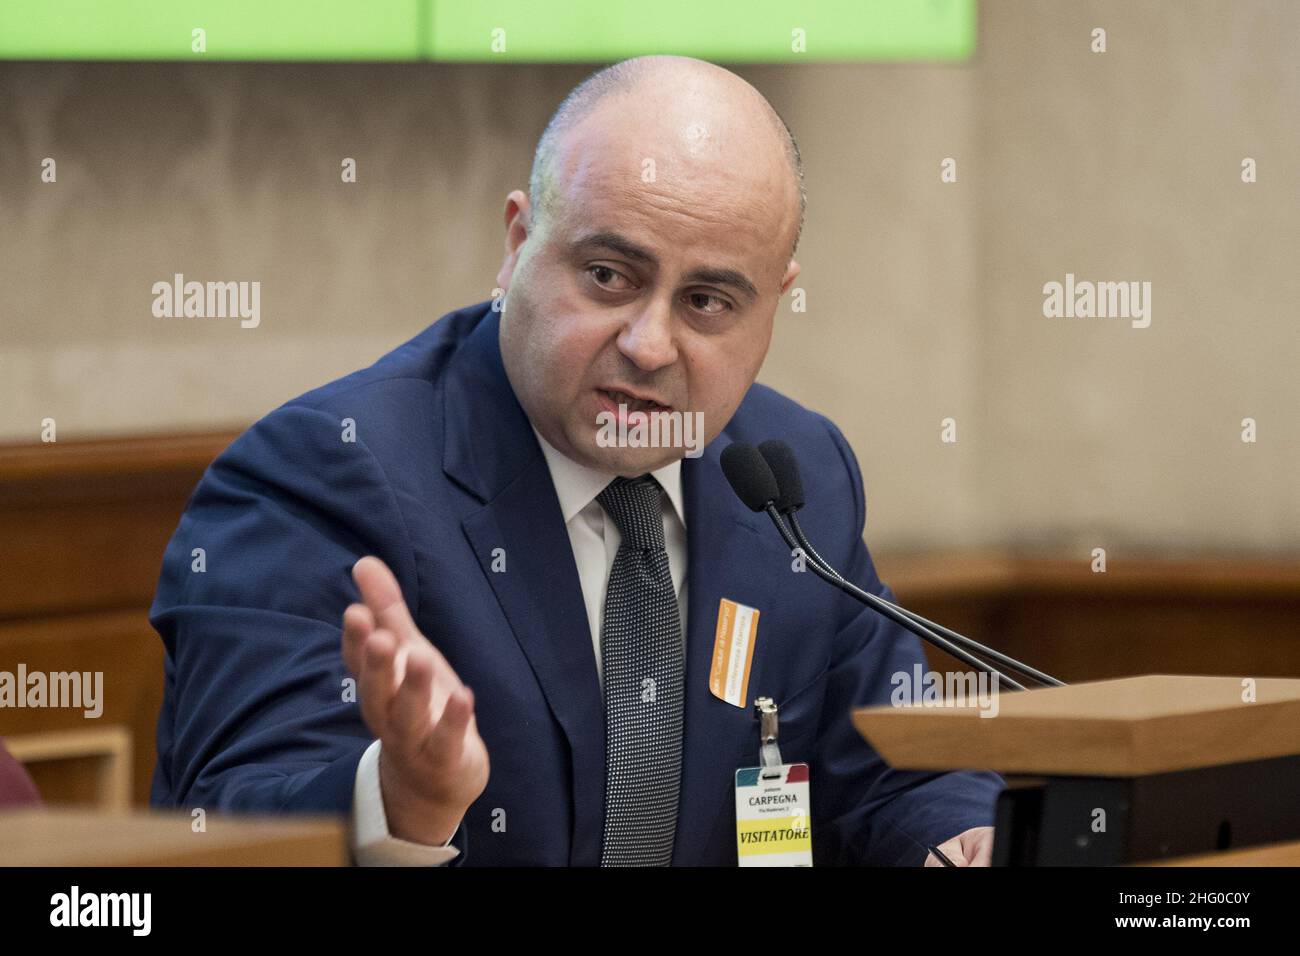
left=532, top=426, right=685, bottom=529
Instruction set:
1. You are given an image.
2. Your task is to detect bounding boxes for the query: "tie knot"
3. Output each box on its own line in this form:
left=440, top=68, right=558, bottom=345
left=597, top=476, right=666, bottom=551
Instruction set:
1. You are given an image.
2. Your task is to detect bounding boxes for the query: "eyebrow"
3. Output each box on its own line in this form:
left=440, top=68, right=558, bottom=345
left=570, top=230, right=761, bottom=302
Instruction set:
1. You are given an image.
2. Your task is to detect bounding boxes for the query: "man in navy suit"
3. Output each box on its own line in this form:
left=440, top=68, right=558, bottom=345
left=150, top=55, right=1003, bottom=866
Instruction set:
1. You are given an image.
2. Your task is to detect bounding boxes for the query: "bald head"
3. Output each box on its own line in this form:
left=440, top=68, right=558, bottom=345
left=497, top=56, right=804, bottom=475
left=528, top=55, right=805, bottom=262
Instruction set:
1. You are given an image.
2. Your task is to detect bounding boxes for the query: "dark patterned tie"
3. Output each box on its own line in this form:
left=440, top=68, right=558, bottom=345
left=596, top=475, right=685, bottom=866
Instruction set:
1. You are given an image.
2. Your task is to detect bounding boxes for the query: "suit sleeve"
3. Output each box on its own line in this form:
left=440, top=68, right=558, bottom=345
left=810, top=418, right=1005, bottom=866
left=148, top=401, right=464, bottom=867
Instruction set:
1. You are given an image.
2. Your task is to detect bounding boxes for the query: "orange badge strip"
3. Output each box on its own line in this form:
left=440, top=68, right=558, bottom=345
left=709, top=598, right=759, bottom=708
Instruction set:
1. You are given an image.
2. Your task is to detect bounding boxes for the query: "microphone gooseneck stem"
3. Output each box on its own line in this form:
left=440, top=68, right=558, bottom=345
left=764, top=504, right=1028, bottom=691
left=785, top=511, right=1064, bottom=689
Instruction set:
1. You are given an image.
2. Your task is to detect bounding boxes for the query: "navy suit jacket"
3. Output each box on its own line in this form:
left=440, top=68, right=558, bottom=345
left=149, top=299, right=1003, bottom=865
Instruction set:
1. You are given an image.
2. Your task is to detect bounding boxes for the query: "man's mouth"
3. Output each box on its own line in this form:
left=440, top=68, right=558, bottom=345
left=599, top=388, right=672, bottom=414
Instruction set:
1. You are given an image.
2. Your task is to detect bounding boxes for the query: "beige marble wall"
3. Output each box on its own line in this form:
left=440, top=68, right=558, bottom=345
left=1, top=1, right=1296, bottom=552
left=972, top=0, right=1300, bottom=552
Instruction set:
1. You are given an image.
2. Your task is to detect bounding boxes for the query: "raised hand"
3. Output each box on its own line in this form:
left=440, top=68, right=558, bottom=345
left=342, top=556, right=490, bottom=845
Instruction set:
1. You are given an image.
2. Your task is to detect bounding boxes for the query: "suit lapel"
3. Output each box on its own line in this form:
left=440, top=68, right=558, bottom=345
left=672, top=439, right=780, bottom=866
left=443, top=306, right=606, bottom=866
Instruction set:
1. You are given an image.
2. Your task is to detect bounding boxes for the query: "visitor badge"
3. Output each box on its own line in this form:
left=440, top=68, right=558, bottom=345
left=735, top=763, right=813, bottom=867
left=734, top=697, right=812, bottom=866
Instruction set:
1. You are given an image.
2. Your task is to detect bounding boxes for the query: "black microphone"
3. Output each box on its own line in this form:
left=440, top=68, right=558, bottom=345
left=720, top=442, right=780, bottom=511
left=754, top=439, right=1063, bottom=689
left=756, top=439, right=804, bottom=512
left=721, top=442, right=1031, bottom=689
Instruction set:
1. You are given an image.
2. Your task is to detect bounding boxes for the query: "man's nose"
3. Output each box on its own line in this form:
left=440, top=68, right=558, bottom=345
left=616, top=299, right=679, bottom=372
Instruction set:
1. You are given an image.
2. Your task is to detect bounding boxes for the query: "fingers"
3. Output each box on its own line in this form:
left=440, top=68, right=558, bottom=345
left=351, top=557, right=462, bottom=684
left=385, top=651, right=478, bottom=790
left=349, top=557, right=464, bottom=683
left=341, top=602, right=375, bottom=676
left=969, top=827, right=995, bottom=866
left=347, top=556, right=471, bottom=746
left=386, top=649, right=437, bottom=758
left=357, top=627, right=406, bottom=737
left=927, top=838, right=968, bottom=867
left=430, top=685, right=474, bottom=748
left=419, top=684, right=476, bottom=768
left=352, top=556, right=420, bottom=644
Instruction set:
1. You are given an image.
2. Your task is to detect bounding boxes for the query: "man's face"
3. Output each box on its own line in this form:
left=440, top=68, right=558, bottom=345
left=496, top=107, right=801, bottom=477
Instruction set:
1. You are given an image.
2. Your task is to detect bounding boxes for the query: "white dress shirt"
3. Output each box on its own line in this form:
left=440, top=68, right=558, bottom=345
left=351, top=429, right=688, bottom=865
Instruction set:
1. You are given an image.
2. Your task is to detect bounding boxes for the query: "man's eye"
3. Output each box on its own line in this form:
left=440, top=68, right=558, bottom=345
left=686, top=292, right=730, bottom=316
left=588, top=265, right=632, bottom=290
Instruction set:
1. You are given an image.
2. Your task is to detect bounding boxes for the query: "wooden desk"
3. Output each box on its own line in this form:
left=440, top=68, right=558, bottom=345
left=1146, top=839, right=1300, bottom=866
left=0, top=808, right=347, bottom=866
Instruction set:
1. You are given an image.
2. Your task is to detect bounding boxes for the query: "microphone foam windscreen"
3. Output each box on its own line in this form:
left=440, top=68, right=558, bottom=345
left=720, top=442, right=779, bottom=512
left=757, top=439, right=805, bottom=511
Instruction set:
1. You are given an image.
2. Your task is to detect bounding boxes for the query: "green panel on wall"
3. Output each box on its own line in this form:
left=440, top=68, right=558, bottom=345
left=0, top=1, right=424, bottom=60
left=0, top=0, right=975, bottom=62
left=428, top=0, right=976, bottom=62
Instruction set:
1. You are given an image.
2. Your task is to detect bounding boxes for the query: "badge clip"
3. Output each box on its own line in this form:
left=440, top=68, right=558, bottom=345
left=754, top=696, right=783, bottom=778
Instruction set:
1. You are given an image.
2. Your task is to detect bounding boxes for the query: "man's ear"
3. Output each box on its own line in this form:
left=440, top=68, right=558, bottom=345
left=497, top=189, right=532, bottom=291
left=779, top=258, right=801, bottom=296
